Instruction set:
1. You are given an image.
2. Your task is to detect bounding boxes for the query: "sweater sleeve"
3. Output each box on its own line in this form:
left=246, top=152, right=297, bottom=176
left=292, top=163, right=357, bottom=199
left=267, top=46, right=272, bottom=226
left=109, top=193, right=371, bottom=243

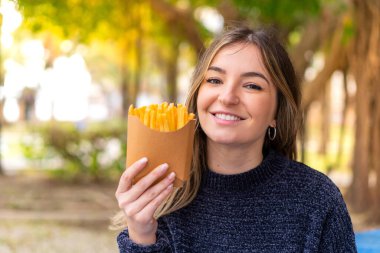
left=318, top=191, right=357, bottom=253
left=117, top=219, right=172, bottom=253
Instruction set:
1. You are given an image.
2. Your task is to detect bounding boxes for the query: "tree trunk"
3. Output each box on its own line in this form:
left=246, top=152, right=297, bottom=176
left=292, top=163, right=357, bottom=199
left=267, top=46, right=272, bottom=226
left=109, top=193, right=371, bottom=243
left=120, top=62, right=129, bottom=118
left=298, top=21, right=346, bottom=165
left=167, top=42, right=179, bottom=102
left=0, top=11, right=4, bottom=175
left=134, top=5, right=143, bottom=106
left=372, top=80, right=380, bottom=221
left=301, top=24, right=346, bottom=111
left=290, top=9, right=339, bottom=78
left=148, top=0, right=204, bottom=54
left=299, top=107, right=309, bottom=163
left=0, top=103, right=3, bottom=175
left=350, top=72, right=371, bottom=212
left=319, top=81, right=331, bottom=156
left=120, top=34, right=132, bottom=117
left=217, top=0, right=240, bottom=22
left=349, top=0, right=380, bottom=214
left=335, top=68, right=349, bottom=168
left=123, top=4, right=143, bottom=114
left=369, top=1, right=380, bottom=218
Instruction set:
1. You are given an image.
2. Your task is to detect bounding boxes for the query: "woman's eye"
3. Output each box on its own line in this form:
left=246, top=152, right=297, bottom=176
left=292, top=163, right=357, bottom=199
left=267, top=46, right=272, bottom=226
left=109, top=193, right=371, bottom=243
left=206, top=78, right=222, bottom=85
left=244, top=83, right=262, bottom=91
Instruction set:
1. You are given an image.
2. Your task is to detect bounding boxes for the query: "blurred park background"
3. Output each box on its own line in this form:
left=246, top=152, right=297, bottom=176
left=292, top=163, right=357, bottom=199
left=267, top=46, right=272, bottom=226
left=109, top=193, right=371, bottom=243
left=0, top=0, right=379, bottom=252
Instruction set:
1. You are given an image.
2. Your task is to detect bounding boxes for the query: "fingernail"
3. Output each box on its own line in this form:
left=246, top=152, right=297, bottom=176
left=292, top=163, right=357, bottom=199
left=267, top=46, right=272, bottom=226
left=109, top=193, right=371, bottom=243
left=167, top=172, right=175, bottom=180
left=159, top=163, right=169, bottom=172
left=139, top=157, right=148, bottom=164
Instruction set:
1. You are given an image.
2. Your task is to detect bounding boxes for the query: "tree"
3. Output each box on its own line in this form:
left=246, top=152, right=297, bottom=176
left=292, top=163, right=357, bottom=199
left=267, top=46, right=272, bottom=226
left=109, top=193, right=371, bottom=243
left=0, top=9, right=4, bottom=175
left=349, top=0, right=380, bottom=220
left=15, top=0, right=211, bottom=113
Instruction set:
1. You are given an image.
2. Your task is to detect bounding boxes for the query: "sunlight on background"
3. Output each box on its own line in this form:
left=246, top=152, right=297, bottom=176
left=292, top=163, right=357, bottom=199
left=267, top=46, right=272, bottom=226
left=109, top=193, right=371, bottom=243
left=194, top=7, right=224, bottom=34
left=3, top=40, right=94, bottom=122
left=0, top=0, right=22, bottom=49
left=38, top=54, right=91, bottom=121
left=0, top=0, right=107, bottom=123
left=1, top=0, right=23, bottom=122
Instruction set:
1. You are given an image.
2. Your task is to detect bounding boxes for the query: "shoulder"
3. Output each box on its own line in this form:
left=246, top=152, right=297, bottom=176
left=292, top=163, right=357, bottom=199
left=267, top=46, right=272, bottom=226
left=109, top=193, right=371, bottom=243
left=275, top=155, right=345, bottom=206
left=287, top=159, right=336, bottom=186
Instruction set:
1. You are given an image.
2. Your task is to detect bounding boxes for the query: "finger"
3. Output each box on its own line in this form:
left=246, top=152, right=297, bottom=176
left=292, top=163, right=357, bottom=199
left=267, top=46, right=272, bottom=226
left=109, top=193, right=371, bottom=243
left=116, top=157, right=148, bottom=195
left=135, top=183, right=174, bottom=222
left=124, top=163, right=169, bottom=203
left=125, top=172, right=175, bottom=216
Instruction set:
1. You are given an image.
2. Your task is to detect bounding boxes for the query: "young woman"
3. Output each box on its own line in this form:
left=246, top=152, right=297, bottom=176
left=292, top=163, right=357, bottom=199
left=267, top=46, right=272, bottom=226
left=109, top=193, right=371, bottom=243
left=114, top=26, right=357, bottom=252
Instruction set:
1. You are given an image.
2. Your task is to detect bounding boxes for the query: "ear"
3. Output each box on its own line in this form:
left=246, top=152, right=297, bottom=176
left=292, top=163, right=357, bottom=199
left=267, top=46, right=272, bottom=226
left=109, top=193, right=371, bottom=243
left=269, top=119, right=276, bottom=128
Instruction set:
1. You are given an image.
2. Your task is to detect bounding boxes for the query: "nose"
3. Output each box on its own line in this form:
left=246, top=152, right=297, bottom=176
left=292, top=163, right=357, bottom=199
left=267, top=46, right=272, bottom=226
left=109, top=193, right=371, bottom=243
left=218, top=85, right=240, bottom=106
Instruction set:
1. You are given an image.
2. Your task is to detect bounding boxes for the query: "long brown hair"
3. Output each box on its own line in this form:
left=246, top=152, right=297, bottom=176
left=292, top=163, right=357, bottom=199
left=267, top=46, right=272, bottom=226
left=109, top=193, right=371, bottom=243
left=112, top=26, right=302, bottom=229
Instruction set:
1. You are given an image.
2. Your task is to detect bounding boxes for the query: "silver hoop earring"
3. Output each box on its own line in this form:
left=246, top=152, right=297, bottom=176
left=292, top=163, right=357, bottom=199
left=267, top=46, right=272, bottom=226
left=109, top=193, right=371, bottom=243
left=268, top=127, right=276, bottom=141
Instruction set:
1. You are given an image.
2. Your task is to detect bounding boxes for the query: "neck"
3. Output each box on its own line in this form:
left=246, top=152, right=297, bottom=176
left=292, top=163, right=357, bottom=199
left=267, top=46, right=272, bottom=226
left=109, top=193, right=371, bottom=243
left=207, top=140, right=264, bottom=175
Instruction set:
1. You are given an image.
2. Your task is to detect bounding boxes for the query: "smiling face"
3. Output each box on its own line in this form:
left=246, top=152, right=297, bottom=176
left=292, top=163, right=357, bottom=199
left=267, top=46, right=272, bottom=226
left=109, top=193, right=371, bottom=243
left=196, top=43, right=278, bottom=151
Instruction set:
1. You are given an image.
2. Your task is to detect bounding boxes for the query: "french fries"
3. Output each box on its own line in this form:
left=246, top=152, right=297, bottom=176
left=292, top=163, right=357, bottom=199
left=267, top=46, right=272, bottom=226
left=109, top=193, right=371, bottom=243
left=128, top=102, right=195, bottom=131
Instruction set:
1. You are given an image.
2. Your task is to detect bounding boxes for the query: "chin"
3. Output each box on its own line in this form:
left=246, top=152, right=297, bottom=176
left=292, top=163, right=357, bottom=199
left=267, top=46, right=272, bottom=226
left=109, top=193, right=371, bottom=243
left=208, top=135, right=241, bottom=145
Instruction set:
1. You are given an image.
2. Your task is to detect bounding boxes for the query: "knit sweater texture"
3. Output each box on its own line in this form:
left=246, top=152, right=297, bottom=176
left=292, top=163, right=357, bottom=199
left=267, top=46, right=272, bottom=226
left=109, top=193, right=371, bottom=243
left=117, top=150, right=357, bottom=252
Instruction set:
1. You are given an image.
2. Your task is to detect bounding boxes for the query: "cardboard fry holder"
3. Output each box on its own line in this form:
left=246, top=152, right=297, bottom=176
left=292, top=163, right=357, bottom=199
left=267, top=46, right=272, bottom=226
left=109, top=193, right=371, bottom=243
left=126, top=115, right=195, bottom=187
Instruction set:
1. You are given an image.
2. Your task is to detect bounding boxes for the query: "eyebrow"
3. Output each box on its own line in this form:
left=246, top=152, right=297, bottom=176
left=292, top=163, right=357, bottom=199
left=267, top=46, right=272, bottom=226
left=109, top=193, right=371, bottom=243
left=208, top=66, right=270, bottom=85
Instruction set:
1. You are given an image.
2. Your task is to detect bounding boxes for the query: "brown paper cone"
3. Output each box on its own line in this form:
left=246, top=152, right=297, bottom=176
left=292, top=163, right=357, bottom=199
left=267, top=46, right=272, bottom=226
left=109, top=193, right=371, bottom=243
left=126, top=115, right=195, bottom=187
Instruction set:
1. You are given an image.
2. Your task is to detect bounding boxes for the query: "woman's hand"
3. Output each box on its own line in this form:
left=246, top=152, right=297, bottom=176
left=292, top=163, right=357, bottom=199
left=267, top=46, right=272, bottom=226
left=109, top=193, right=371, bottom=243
left=115, top=157, right=175, bottom=245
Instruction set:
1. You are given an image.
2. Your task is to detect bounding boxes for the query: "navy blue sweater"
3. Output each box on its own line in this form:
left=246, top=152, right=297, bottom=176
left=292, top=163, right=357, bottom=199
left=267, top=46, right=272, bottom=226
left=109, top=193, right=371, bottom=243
left=117, top=150, right=357, bottom=252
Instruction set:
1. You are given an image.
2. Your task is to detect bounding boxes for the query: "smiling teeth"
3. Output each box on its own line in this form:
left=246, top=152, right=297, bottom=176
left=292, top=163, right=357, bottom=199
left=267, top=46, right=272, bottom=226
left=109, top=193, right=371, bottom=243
left=215, top=113, right=241, bottom=121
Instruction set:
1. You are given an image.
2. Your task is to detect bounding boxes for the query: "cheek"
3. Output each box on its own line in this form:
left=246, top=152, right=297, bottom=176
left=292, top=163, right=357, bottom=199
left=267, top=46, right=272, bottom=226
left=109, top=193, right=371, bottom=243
left=196, top=86, right=211, bottom=112
left=196, top=86, right=214, bottom=126
left=268, top=94, right=278, bottom=120
left=246, top=95, right=277, bottom=121
left=262, top=97, right=276, bottom=117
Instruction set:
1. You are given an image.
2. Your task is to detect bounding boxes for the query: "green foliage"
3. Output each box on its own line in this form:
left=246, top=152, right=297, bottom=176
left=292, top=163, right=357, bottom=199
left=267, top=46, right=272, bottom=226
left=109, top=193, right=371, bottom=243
left=16, top=0, right=120, bottom=42
left=19, top=133, right=47, bottom=161
left=342, top=16, right=355, bottom=46
left=232, top=0, right=321, bottom=28
left=23, top=120, right=127, bottom=182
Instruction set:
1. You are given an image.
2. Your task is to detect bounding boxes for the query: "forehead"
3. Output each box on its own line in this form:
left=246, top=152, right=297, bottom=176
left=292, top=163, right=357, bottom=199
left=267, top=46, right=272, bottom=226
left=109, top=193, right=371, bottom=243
left=209, top=43, right=265, bottom=69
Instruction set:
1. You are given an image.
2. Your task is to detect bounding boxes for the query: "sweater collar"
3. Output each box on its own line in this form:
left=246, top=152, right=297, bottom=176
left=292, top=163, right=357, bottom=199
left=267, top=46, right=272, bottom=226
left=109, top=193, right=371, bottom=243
left=201, top=150, right=287, bottom=192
